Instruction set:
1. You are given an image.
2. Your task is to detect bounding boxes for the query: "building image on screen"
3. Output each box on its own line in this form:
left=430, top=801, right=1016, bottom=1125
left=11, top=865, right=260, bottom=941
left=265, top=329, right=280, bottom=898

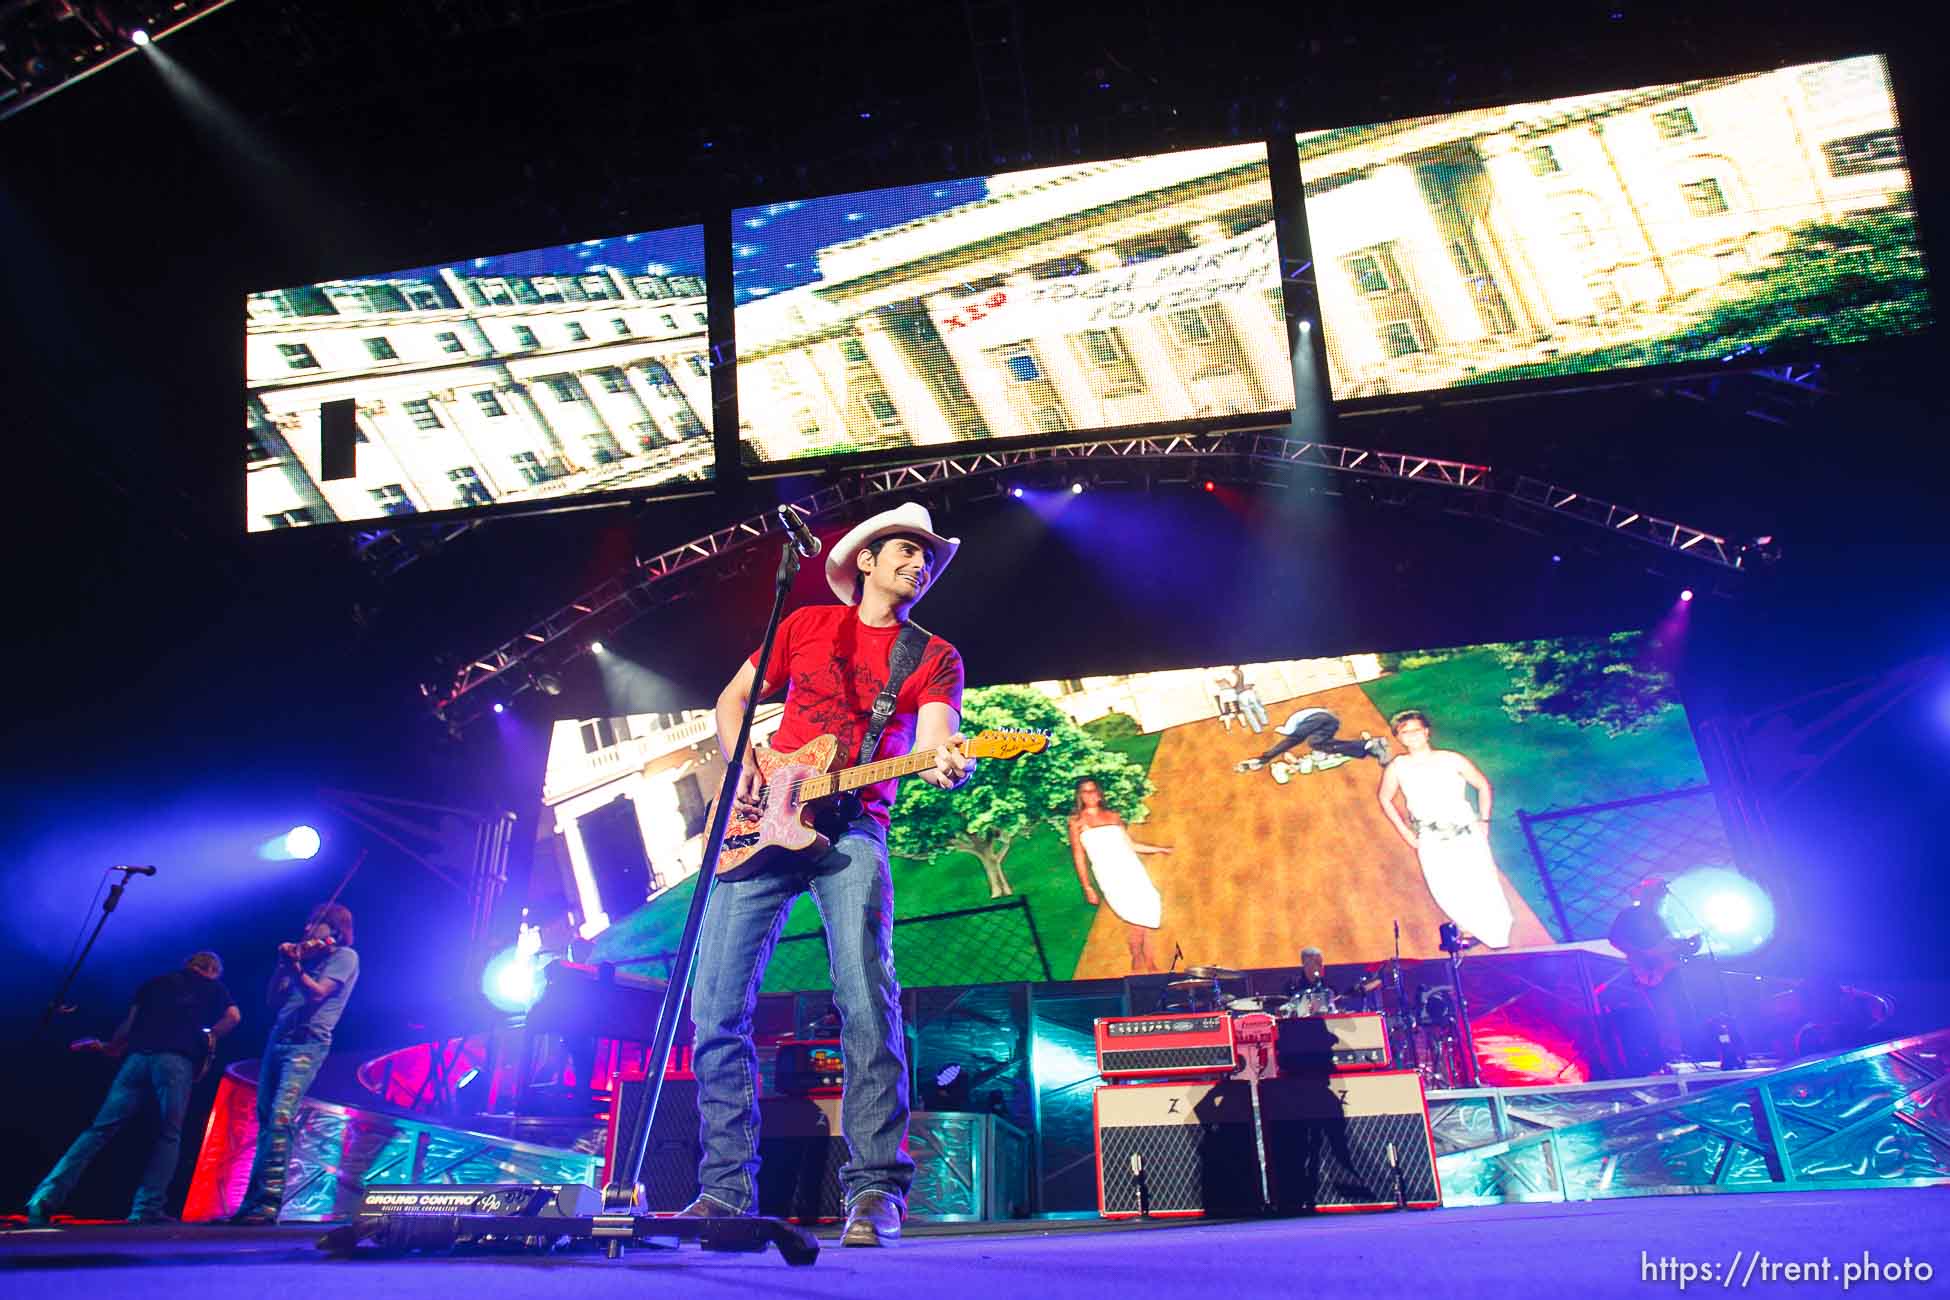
left=732, top=142, right=1295, bottom=465
left=1298, top=54, right=1928, bottom=401
left=245, top=227, right=712, bottom=532
left=546, top=631, right=1733, bottom=997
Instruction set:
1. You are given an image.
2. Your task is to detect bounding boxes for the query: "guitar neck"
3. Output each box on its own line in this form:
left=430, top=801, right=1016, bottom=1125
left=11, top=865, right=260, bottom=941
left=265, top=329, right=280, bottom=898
left=798, top=747, right=946, bottom=801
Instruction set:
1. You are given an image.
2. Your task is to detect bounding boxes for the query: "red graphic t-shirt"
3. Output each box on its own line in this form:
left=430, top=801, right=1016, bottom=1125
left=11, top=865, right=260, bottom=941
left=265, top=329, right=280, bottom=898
left=748, top=605, right=965, bottom=828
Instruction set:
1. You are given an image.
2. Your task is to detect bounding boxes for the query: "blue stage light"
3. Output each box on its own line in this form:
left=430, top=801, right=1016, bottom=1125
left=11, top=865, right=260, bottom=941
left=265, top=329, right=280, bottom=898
left=493, top=702, right=506, bottom=714
left=1070, top=483, right=1083, bottom=495
left=1664, top=866, right=1774, bottom=958
left=1011, top=487, right=1024, bottom=498
left=1681, top=589, right=1695, bottom=602
left=284, top=825, right=321, bottom=859
left=482, top=946, right=544, bottom=1013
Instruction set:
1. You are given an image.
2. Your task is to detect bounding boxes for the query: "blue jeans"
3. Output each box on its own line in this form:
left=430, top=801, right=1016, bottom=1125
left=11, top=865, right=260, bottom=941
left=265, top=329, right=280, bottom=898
left=30, top=1051, right=195, bottom=1219
left=237, top=1039, right=327, bottom=1218
left=689, top=819, right=912, bottom=1211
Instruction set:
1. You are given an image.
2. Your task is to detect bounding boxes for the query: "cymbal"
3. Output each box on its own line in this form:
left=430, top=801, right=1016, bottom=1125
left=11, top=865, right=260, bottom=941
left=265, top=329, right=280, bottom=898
left=1166, top=977, right=1221, bottom=991
left=1183, top=964, right=1245, bottom=981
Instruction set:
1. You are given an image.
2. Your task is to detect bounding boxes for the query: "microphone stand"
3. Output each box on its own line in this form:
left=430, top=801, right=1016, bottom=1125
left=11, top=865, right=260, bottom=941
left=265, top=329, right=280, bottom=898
left=41, top=866, right=150, bottom=1032
left=1661, top=891, right=1745, bottom=1069
left=600, top=535, right=804, bottom=1227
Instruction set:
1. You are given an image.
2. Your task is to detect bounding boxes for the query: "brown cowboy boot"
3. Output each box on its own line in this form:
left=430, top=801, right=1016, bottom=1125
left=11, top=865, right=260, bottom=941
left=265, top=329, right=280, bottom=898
left=840, top=1189, right=904, bottom=1247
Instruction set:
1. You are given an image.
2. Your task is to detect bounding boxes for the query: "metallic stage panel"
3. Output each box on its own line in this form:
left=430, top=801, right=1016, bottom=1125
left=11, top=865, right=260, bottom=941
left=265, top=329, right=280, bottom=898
left=183, top=1066, right=598, bottom=1223
left=185, top=1062, right=1028, bottom=1223
left=1435, top=1029, right=1950, bottom=1205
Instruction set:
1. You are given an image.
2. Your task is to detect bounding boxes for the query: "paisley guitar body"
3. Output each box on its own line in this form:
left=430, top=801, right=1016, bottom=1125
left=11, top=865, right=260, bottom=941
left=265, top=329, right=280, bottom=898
left=709, top=726, right=1049, bottom=881
left=714, top=734, right=841, bottom=881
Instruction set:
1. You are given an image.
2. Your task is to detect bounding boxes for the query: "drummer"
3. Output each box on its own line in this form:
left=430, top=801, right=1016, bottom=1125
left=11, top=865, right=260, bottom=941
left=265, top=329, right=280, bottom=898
left=1282, top=947, right=1341, bottom=1016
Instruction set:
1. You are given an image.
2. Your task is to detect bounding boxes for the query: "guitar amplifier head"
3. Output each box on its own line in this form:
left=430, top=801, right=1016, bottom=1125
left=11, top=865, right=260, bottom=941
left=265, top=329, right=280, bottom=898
left=1094, top=1013, right=1237, bottom=1080
left=1264, top=1011, right=1392, bottom=1073
left=774, top=1039, right=844, bottom=1095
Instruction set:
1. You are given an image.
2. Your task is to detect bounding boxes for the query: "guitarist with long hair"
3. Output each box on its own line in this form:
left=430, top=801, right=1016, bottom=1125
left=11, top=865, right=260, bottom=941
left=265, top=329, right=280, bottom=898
left=681, top=503, right=972, bottom=1248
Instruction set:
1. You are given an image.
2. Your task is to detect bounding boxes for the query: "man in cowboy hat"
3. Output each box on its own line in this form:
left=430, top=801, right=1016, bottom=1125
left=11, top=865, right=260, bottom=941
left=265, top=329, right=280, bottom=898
left=683, top=502, right=972, bottom=1246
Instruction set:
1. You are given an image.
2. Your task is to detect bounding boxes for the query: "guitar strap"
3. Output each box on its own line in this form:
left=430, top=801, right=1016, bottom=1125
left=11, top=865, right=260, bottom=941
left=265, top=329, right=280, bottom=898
left=856, top=620, right=933, bottom=766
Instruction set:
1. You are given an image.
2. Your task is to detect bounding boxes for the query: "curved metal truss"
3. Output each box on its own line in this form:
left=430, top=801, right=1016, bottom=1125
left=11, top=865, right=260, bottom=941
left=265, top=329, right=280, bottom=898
left=430, top=431, right=1745, bottom=721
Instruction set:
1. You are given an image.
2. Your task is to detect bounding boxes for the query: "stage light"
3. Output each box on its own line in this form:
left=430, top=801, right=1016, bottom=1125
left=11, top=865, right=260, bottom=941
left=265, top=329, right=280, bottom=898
left=1010, top=487, right=1023, bottom=498
left=1680, top=589, right=1694, bottom=602
left=590, top=641, right=605, bottom=654
left=1203, top=480, right=1215, bottom=492
left=482, top=946, right=543, bottom=1013
left=1298, top=319, right=1313, bottom=332
left=536, top=673, right=563, bottom=695
left=1070, top=483, right=1083, bottom=495
left=1551, top=554, right=1563, bottom=564
left=283, top=825, right=321, bottom=860
left=1663, top=867, right=1775, bottom=958
left=492, top=702, right=506, bottom=714
left=130, top=29, right=151, bottom=46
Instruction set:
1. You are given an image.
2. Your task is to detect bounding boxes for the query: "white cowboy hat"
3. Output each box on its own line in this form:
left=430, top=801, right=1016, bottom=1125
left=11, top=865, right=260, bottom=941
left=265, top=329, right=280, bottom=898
left=824, top=502, right=961, bottom=605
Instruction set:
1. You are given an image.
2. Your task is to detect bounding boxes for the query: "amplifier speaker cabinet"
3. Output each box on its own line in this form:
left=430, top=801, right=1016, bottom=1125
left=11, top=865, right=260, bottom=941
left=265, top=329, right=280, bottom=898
left=603, top=1077, right=848, bottom=1219
left=1095, top=1071, right=1440, bottom=1218
left=1093, top=1080, right=1262, bottom=1218
left=604, top=1079, right=1028, bottom=1222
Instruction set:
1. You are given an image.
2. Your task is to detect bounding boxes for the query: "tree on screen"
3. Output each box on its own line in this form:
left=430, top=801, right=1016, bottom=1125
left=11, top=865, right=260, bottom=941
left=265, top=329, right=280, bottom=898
left=889, top=684, right=1154, bottom=898
left=1686, top=207, right=1931, bottom=352
left=1492, top=632, right=1677, bottom=736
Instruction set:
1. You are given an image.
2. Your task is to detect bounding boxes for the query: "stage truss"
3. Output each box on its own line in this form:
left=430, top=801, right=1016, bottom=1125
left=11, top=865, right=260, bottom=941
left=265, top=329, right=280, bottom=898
left=428, top=431, right=1749, bottom=723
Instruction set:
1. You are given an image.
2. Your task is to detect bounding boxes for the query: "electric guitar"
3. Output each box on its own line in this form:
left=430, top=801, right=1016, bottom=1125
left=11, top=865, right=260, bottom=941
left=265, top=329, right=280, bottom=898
left=71, top=1033, right=218, bottom=1082
left=1625, top=933, right=1702, bottom=988
left=715, top=729, right=1050, bottom=880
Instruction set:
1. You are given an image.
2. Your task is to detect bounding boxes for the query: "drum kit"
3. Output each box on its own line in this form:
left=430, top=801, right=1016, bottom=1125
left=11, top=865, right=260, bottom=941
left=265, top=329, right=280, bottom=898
left=1159, top=956, right=1472, bottom=1090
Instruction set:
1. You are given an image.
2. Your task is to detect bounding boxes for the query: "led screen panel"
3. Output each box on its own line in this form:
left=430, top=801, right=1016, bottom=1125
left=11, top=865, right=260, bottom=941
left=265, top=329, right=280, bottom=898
left=246, top=228, right=711, bottom=532
left=536, top=632, right=1733, bottom=993
left=732, top=142, right=1294, bottom=465
left=1298, top=54, right=1929, bottom=400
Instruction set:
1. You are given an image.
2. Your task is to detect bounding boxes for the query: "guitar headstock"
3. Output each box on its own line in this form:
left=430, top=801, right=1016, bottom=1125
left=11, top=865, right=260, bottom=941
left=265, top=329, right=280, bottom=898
left=965, top=729, right=1052, bottom=760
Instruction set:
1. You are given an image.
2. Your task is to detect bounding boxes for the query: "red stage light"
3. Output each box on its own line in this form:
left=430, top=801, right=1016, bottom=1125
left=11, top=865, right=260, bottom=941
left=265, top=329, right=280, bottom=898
left=1203, top=480, right=1215, bottom=492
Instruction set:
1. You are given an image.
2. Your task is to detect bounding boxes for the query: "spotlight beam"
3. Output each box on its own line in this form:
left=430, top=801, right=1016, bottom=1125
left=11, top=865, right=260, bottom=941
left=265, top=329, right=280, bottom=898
left=0, top=0, right=243, bottom=124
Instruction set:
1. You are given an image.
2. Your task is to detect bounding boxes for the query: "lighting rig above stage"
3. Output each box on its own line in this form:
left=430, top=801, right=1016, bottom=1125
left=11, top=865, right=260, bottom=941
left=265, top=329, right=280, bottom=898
left=422, top=431, right=1758, bottom=730
left=0, top=0, right=239, bottom=121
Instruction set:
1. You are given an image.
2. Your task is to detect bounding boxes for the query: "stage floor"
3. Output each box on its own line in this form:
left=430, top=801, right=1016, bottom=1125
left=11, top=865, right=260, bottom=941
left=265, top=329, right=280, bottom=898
left=6, top=1187, right=1948, bottom=1299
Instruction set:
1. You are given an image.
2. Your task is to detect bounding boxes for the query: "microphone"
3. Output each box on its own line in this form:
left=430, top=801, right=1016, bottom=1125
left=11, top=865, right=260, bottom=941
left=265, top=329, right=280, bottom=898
left=116, top=865, right=157, bottom=876
left=776, top=505, right=821, bottom=558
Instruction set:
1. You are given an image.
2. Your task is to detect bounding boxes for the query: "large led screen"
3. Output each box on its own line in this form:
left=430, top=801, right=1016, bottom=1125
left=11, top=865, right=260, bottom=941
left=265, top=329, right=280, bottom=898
left=246, top=228, right=712, bottom=531
left=732, top=143, right=1294, bottom=465
left=535, top=632, right=1734, bottom=993
left=1298, top=54, right=1929, bottom=400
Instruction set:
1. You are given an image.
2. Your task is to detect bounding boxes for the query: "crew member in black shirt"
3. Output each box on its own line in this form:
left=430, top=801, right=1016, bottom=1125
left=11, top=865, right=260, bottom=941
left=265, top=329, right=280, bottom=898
left=25, top=951, right=241, bottom=1225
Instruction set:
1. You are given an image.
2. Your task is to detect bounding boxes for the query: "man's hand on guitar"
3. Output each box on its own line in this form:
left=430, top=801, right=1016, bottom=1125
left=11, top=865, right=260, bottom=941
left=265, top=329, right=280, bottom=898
left=920, top=732, right=975, bottom=790
left=732, top=764, right=765, bottom=817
